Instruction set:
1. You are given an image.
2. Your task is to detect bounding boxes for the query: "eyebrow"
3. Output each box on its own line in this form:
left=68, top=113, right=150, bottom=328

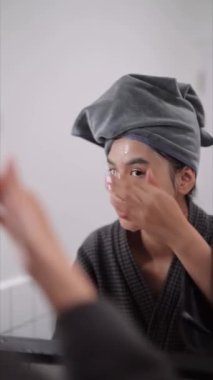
left=107, top=157, right=149, bottom=166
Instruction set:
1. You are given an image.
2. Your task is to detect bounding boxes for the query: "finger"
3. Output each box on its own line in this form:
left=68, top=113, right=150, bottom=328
left=109, top=193, right=129, bottom=217
left=145, top=168, right=159, bottom=187
left=5, top=159, right=22, bottom=189
left=0, top=159, right=21, bottom=198
left=0, top=214, right=6, bottom=226
left=107, top=176, right=128, bottom=201
left=108, top=175, right=149, bottom=208
left=110, top=192, right=126, bottom=208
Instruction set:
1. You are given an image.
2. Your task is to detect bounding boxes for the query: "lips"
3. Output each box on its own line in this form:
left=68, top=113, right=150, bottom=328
left=117, top=211, right=128, bottom=219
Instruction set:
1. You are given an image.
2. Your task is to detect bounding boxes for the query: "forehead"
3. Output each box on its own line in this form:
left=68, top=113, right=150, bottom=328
left=108, top=138, right=156, bottom=160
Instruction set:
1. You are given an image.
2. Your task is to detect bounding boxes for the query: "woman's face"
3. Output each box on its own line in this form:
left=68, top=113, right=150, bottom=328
left=107, top=138, right=177, bottom=231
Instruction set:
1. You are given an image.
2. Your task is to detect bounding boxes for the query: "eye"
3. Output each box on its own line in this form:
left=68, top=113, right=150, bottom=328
left=108, top=168, right=117, bottom=176
left=131, top=169, right=146, bottom=177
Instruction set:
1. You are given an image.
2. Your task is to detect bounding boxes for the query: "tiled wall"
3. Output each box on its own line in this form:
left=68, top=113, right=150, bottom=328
left=0, top=276, right=55, bottom=339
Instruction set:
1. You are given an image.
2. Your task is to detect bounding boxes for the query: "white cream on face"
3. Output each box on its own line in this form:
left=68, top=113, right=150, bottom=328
left=113, top=143, right=130, bottom=178
left=115, top=141, right=130, bottom=159
left=123, top=143, right=129, bottom=155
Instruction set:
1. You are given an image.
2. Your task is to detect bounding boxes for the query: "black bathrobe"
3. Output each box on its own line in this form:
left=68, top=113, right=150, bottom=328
left=76, top=200, right=213, bottom=353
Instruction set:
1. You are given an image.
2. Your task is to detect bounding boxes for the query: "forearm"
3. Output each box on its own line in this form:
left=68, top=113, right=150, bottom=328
left=28, top=237, right=97, bottom=312
left=0, top=160, right=97, bottom=313
left=170, top=219, right=213, bottom=304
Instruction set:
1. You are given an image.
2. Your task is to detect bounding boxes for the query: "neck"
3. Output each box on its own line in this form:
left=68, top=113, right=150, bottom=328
left=177, top=195, right=189, bottom=219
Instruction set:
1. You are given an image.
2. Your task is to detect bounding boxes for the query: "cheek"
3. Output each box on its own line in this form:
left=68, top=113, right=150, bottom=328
left=163, top=175, right=176, bottom=196
left=152, top=169, right=175, bottom=196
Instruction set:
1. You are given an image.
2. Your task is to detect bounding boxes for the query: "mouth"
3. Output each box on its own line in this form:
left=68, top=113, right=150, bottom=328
left=117, top=211, right=128, bottom=219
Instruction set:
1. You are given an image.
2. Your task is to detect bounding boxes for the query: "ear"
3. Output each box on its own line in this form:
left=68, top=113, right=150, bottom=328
left=174, top=167, right=196, bottom=195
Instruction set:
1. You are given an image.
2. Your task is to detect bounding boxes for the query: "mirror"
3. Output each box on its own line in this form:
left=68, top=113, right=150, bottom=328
left=0, top=0, right=212, bottom=358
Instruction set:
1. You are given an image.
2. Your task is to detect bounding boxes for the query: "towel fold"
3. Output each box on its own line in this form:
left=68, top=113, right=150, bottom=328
left=72, top=74, right=213, bottom=171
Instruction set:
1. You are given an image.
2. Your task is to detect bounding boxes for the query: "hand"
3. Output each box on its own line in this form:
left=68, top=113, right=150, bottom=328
left=0, top=160, right=62, bottom=269
left=0, top=160, right=97, bottom=311
left=107, top=169, right=188, bottom=247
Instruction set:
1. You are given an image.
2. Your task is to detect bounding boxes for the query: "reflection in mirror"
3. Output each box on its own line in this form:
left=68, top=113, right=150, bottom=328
left=0, top=0, right=212, bottom=376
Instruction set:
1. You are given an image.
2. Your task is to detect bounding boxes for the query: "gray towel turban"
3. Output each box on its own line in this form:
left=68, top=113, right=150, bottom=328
left=72, top=74, right=213, bottom=171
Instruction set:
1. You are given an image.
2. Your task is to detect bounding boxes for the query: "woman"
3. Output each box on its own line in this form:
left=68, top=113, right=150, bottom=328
left=70, top=74, right=213, bottom=352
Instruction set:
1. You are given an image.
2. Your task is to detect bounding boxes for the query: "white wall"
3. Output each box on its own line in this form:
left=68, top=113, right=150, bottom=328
left=0, top=0, right=212, bottom=338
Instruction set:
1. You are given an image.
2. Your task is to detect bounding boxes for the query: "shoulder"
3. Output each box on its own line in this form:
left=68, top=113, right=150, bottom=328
left=77, top=220, right=120, bottom=261
left=83, top=220, right=119, bottom=244
left=189, top=199, right=213, bottom=220
left=189, top=200, right=213, bottom=244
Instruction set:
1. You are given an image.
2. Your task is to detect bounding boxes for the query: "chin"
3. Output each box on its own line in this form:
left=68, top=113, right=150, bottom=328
left=119, top=218, right=140, bottom=232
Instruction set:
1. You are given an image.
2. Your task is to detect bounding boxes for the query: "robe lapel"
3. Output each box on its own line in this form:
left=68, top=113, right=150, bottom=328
left=114, top=222, right=155, bottom=328
left=114, top=222, right=184, bottom=349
